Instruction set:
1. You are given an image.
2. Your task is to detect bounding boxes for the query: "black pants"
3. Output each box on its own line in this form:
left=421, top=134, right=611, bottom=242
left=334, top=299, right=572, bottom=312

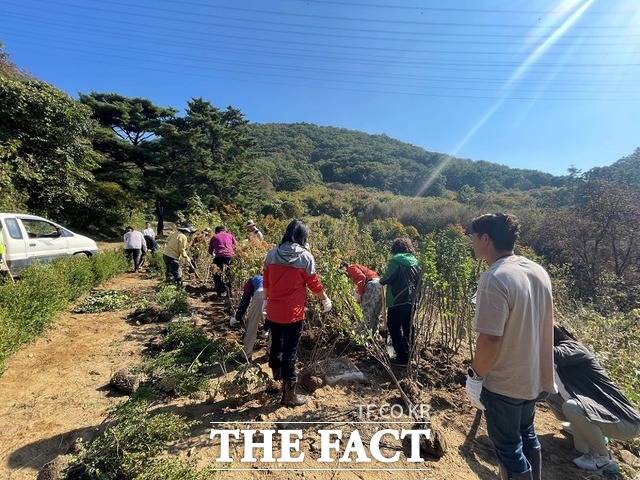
left=267, top=320, right=304, bottom=381
left=144, top=235, right=158, bottom=253
left=387, top=305, right=413, bottom=364
left=213, top=256, right=232, bottom=295
left=125, top=248, right=143, bottom=271
left=163, top=254, right=182, bottom=285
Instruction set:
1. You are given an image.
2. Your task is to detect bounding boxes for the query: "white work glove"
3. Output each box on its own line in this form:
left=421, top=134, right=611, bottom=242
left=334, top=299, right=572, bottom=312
left=229, top=316, right=240, bottom=327
left=321, top=297, right=333, bottom=313
left=262, top=300, right=268, bottom=317
left=465, top=374, right=485, bottom=411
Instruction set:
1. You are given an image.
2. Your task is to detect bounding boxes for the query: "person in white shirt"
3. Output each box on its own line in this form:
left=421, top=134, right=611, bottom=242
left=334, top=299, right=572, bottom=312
left=123, top=226, right=147, bottom=272
left=246, top=220, right=264, bottom=241
left=142, top=222, right=155, bottom=240
left=142, top=222, right=158, bottom=253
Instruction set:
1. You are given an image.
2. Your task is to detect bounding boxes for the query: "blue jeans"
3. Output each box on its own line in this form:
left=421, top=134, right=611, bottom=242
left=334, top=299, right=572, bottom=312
left=481, top=387, right=541, bottom=475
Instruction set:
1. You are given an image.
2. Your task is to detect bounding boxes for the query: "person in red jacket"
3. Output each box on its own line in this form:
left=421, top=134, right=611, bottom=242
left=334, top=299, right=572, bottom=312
left=340, top=261, right=384, bottom=335
left=263, top=219, right=332, bottom=407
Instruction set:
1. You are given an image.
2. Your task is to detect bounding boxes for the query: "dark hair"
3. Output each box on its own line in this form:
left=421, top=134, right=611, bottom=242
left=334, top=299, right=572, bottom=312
left=470, top=213, right=520, bottom=251
left=340, top=261, right=349, bottom=269
left=553, top=324, right=577, bottom=346
left=391, top=237, right=415, bottom=255
left=280, top=219, right=309, bottom=246
left=215, top=225, right=225, bottom=234
left=125, top=226, right=133, bottom=232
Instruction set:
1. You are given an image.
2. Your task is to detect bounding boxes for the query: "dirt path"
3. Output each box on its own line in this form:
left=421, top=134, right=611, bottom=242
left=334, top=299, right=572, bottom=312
left=0, top=273, right=160, bottom=480
left=0, top=276, right=636, bottom=479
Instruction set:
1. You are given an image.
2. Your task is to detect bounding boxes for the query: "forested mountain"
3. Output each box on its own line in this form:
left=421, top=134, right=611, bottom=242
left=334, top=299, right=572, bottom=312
left=587, top=148, right=640, bottom=187
left=249, top=123, right=565, bottom=197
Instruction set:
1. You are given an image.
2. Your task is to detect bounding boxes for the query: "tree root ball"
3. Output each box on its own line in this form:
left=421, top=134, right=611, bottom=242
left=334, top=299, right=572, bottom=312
left=399, top=378, right=422, bottom=404
left=129, top=304, right=172, bottom=324
left=300, top=374, right=324, bottom=392
left=109, top=369, right=141, bottom=394
left=37, top=455, right=71, bottom=480
left=413, top=422, right=448, bottom=458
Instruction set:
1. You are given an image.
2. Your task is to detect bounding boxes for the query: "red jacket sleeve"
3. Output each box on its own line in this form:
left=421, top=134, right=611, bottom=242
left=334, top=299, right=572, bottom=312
left=304, top=271, right=324, bottom=294
left=347, top=265, right=368, bottom=296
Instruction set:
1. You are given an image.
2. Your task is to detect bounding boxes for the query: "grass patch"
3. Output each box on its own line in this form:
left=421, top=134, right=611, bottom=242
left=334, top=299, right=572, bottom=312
left=69, top=400, right=194, bottom=480
left=73, top=290, right=132, bottom=314
left=0, top=251, right=127, bottom=372
left=156, top=285, right=189, bottom=315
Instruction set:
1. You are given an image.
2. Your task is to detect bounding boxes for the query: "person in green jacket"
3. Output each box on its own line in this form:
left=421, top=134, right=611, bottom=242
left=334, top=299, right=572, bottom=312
left=379, top=238, right=420, bottom=366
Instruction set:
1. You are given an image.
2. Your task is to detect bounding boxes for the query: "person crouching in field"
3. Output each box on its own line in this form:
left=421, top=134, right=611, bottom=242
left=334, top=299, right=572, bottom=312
left=163, top=226, right=195, bottom=286
left=465, top=213, right=555, bottom=480
left=263, top=219, right=332, bottom=407
left=548, top=325, right=640, bottom=472
left=379, top=238, right=420, bottom=367
left=123, top=226, right=147, bottom=272
left=340, top=261, right=384, bottom=335
left=229, top=274, right=266, bottom=357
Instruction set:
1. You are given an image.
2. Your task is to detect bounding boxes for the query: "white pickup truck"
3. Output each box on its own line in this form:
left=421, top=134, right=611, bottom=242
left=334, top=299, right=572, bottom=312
left=0, top=213, right=99, bottom=274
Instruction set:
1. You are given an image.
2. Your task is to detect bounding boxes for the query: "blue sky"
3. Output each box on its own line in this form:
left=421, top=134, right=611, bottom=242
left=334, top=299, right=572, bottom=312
left=1, top=0, right=639, bottom=175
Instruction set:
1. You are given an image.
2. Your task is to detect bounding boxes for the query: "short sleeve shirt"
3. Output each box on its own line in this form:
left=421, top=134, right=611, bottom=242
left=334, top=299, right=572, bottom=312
left=474, top=255, right=556, bottom=400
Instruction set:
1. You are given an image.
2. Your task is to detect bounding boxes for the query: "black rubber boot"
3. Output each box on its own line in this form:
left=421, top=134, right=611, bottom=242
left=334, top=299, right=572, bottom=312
left=265, top=368, right=281, bottom=393
left=281, top=378, right=308, bottom=407
left=524, top=447, right=541, bottom=480
left=499, top=463, right=533, bottom=480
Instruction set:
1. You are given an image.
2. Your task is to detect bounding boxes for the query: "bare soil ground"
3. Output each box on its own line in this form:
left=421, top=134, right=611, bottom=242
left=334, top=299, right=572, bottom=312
left=0, top=275, right=637, bottom=479
left=0, top=274, right=162, bottom=480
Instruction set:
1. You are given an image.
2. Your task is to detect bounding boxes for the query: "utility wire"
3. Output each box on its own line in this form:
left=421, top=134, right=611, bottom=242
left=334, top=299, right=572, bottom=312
left=4, top=10, right=639, bottom=61
left=4, top=14, right=640, bottom=86
left=17, top=0, right=631, bottom=30
left=8, top=35, right=640, bottom=101
left=4, top=0, right=640, bottom=41
left=135, top=0, right=636, bottom=30
left=281, top=0, right=636, bottom=15
left=4, top=8, right=640, bottom=52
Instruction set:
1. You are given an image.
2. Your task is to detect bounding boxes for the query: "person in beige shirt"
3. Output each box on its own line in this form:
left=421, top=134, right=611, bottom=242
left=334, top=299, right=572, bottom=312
left=163, top=226, right=195, bottom=286
left=465, top=213, right=555, bottom=480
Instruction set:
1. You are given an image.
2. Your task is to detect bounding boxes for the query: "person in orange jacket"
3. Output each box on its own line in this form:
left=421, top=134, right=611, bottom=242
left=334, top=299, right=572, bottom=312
left=340, top=261, right=384, bottom=335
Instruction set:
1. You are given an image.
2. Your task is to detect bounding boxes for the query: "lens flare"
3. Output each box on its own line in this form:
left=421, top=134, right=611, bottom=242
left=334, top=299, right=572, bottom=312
left=414, top=0, right=595, bottom=197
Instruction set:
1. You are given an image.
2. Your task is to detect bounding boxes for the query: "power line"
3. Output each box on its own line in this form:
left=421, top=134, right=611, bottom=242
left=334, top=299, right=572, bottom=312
left=4, top=8, right=640, bottom=52
left=20, top=0, right=640, bottom=32
left=5, top=14, right=640, bottom=85
left=5, top=0, right=639, bottom=41
left=136, top=0, right=636, bottom=30
left=282, top=0, right=636, bottom=15
left=8, top=24, right=636, bottom=86
left=5, top=10, right=640, bottom=62
left=5, top=25, right=640, bottom=70
left=7, top=35, right=640, bottom=101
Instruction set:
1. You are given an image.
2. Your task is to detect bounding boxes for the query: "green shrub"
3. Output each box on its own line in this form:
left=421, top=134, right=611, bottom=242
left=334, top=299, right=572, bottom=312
left=71, top=400, right=193, bottom=479
left=563, top=307, right=640, bottom=408
left=73, top=290, right=132, bottom=314
left=156, top=285, right=189, bottom=315
left=0, top=251, right=127, bottom=372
